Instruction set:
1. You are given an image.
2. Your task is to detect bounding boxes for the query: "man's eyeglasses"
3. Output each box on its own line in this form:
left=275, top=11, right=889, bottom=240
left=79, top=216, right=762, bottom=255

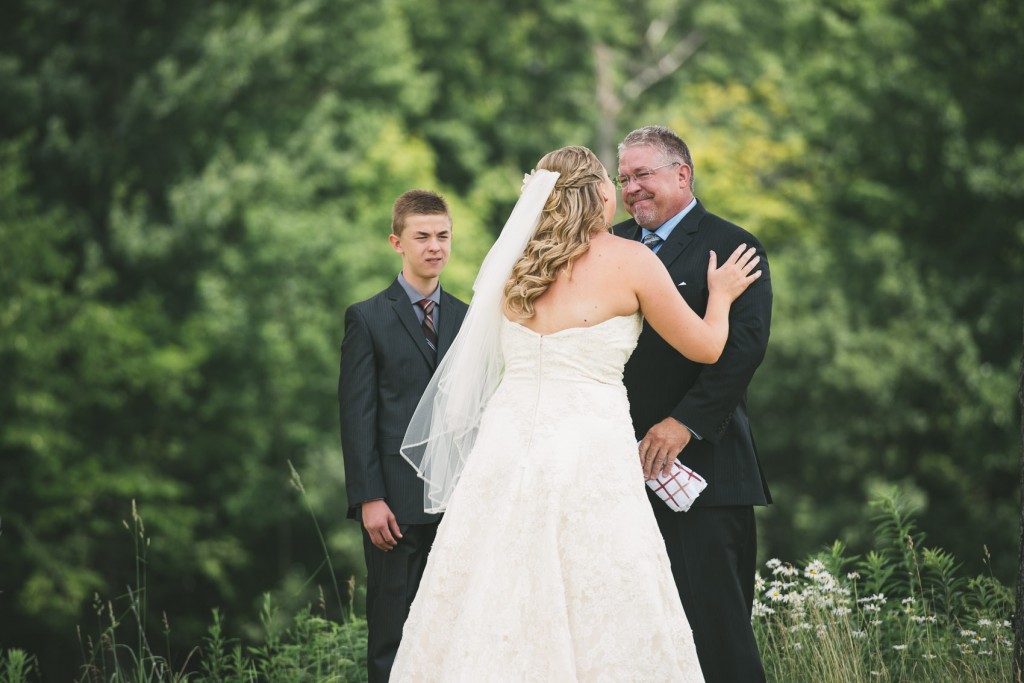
left=614, top=162, right=681, bottom=189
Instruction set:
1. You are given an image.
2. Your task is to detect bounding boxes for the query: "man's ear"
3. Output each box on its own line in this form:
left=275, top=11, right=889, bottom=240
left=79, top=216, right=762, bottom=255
left=677, top=164, right=692, bottom=190
left=388, top=233, right=403, bottom=254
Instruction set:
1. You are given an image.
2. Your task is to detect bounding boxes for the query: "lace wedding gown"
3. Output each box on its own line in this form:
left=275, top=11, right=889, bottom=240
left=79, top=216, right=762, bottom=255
left=391, top=314, right=704, bottom=682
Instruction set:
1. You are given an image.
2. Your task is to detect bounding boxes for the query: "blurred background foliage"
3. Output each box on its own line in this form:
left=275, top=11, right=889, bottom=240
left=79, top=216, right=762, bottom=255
left=1, top=0, right=1021, bottom=677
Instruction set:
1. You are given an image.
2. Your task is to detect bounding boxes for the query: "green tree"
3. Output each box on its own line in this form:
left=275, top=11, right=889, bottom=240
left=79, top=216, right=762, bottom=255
left=595, top=0, right=1022, bottom=580
left=0, top=0, right=489, bottom=675
left=721, top=0, right=1023, bottom=578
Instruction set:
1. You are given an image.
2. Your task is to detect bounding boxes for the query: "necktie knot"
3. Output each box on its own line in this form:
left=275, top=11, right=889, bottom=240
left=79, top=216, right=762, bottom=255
left=418, top=299, right=438, bottom=351
left=641, top=232, right=664, bottom=250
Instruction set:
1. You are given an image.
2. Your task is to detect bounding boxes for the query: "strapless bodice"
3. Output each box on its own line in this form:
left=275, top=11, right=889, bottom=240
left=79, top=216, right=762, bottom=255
left=500, top=313, right=642, bottom=386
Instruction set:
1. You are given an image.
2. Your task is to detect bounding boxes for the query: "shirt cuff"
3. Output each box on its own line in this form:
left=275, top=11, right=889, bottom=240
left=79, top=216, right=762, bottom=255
left=678, top=421, right=702, bottom=440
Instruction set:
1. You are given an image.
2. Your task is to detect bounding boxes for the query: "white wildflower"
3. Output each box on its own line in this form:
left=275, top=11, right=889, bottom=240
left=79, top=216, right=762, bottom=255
left=817, top=575, right=840, bottom=590
left=804, top=560, right=828, bottom=580
left=773, top=563, right=798, bottom=577
left=892, top=644, right=907, bottom=651
left=751, top=600, right=774, bottom=617
left=815, top=593, right=836, bottom=607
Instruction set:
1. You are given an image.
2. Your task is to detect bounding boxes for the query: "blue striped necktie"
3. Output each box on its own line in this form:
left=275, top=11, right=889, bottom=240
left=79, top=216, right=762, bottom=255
left=642, top=233, right=664, bottom=250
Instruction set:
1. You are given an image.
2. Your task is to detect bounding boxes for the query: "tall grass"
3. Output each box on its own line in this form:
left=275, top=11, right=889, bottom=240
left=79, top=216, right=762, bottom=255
left=0, top=488, right=1014, bottom=682
left=55, top=468, right=368, bottom=683
left=753, top=490, right=1014, bottom=682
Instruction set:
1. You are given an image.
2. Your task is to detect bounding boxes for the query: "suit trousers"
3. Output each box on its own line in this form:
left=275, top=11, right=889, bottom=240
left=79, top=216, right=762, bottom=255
left=362, top=521, right=438, bottom=683
left=652, top=502, right=766, bottom=683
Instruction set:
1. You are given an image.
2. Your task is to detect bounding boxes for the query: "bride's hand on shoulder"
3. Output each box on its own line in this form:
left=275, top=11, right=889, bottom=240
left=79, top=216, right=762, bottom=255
left=707, top=244, right=761, bottom=302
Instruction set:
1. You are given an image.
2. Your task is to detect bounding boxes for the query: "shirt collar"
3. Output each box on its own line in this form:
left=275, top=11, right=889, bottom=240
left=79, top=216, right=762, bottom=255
left=397, top=272, right=441, bottom=305
left=641, top=197, right=698, bottom=241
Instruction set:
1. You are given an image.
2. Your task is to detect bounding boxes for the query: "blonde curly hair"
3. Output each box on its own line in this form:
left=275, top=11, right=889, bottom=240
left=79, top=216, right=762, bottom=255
left=504, top=146, right=609, bottom=318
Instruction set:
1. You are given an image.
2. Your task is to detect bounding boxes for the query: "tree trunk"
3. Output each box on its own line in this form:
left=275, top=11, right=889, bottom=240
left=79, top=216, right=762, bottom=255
left=1016, top=303, right=1024, bottom=682
left=593, top=41, right=621, bottom=174
left=591, top=29, right=705, bottom=174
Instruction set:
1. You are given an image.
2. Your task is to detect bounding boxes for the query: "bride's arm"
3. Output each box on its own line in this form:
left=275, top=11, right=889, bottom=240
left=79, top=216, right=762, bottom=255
left=630, top=243, right=760, bottom=363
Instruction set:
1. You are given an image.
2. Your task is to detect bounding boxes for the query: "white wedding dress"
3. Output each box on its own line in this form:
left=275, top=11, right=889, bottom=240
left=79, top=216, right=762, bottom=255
left=391, top=313, right=704, bottom=682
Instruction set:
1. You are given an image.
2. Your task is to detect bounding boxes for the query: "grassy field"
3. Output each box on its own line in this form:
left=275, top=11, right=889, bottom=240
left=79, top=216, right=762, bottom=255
left=1, top=491, right=1015, bottom=682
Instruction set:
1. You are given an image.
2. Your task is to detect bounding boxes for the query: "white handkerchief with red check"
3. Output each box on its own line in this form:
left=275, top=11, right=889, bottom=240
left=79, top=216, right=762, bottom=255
left=646, top=461, right=707, bottom=512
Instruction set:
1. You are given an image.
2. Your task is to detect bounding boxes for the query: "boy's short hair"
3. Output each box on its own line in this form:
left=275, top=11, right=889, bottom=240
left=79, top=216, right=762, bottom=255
left=392, top=190, right=451, bottom=236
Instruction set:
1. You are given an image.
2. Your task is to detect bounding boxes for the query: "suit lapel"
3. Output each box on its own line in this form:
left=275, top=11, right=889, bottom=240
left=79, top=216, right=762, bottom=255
left=386, top=279, right=436, bottom=367
left=436, top=290, right=460, bottom=360
left=655, top=202, right=706, bottom=271
left=614, top=202, right=706, bottom=271
left=615, top=221, right=643, bottom=243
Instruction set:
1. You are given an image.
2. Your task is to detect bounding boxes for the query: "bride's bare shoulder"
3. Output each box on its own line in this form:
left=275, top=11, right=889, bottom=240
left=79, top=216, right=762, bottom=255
left=590, top=231, right=658, bottom=268
left=592, top=231, right=646, bottom=251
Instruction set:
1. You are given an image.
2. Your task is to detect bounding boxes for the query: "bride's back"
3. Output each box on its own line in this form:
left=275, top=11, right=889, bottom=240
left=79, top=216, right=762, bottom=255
left=509, top=232, right=643, bottom=336
left=502, top=144, right=671, bottom=338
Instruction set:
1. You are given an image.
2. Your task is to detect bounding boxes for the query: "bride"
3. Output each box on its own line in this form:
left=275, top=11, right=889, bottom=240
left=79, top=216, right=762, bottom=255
left=391, top=146, right=760, bottom=682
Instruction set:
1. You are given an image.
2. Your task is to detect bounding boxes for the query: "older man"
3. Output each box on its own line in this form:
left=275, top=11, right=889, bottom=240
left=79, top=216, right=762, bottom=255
left=614, top=125, right=773, bottom=682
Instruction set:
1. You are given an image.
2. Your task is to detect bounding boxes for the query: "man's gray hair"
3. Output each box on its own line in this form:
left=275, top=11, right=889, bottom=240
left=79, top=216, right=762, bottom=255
left=618, top=125, right=695, bottom=188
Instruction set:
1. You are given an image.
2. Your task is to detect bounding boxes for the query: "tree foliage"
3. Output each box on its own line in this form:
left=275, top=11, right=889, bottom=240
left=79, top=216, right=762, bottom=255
left=1, top=0, right=1020, bottom=677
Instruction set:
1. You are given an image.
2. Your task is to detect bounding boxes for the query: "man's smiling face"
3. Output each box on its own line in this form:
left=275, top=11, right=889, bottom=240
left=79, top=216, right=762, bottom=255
left=618, top=145, right=693, bottom=230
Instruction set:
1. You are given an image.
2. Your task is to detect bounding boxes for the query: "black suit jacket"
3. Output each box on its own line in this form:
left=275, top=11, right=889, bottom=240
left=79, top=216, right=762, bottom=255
left=338, top=278, right=469, bottom=525
left=614, top=201, right=773, bottom=507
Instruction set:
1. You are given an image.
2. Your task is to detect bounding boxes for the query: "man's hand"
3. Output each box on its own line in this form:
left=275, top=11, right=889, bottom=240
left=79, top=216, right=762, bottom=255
left=639, top=418, right=693, bottom=479
left=361, top=499, right=403, bottom=552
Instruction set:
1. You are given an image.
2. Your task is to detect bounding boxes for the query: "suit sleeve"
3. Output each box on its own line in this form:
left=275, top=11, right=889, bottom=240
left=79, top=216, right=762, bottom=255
left=338, top=305, right=387, bottom=511
left=671, top=240, right=773, bottom=443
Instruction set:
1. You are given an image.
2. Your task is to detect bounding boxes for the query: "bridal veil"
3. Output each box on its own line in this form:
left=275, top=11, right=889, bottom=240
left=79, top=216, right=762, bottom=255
left=400, top=170, right=560, bottom=513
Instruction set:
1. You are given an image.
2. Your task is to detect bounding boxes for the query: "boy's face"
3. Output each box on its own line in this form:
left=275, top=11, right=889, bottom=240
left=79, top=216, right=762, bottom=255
left=389, top=213, right=452, bottom=283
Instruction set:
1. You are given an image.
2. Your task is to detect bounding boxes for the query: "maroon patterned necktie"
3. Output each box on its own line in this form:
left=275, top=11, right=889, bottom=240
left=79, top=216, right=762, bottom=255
left=418, top=299, right=438, bottom=351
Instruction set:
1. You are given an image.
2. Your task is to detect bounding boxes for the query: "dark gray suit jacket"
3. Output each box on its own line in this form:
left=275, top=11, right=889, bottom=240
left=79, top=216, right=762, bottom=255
left=338, top=278, right=469, bottom=525
left=614, top=201, right=773, bottom=507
